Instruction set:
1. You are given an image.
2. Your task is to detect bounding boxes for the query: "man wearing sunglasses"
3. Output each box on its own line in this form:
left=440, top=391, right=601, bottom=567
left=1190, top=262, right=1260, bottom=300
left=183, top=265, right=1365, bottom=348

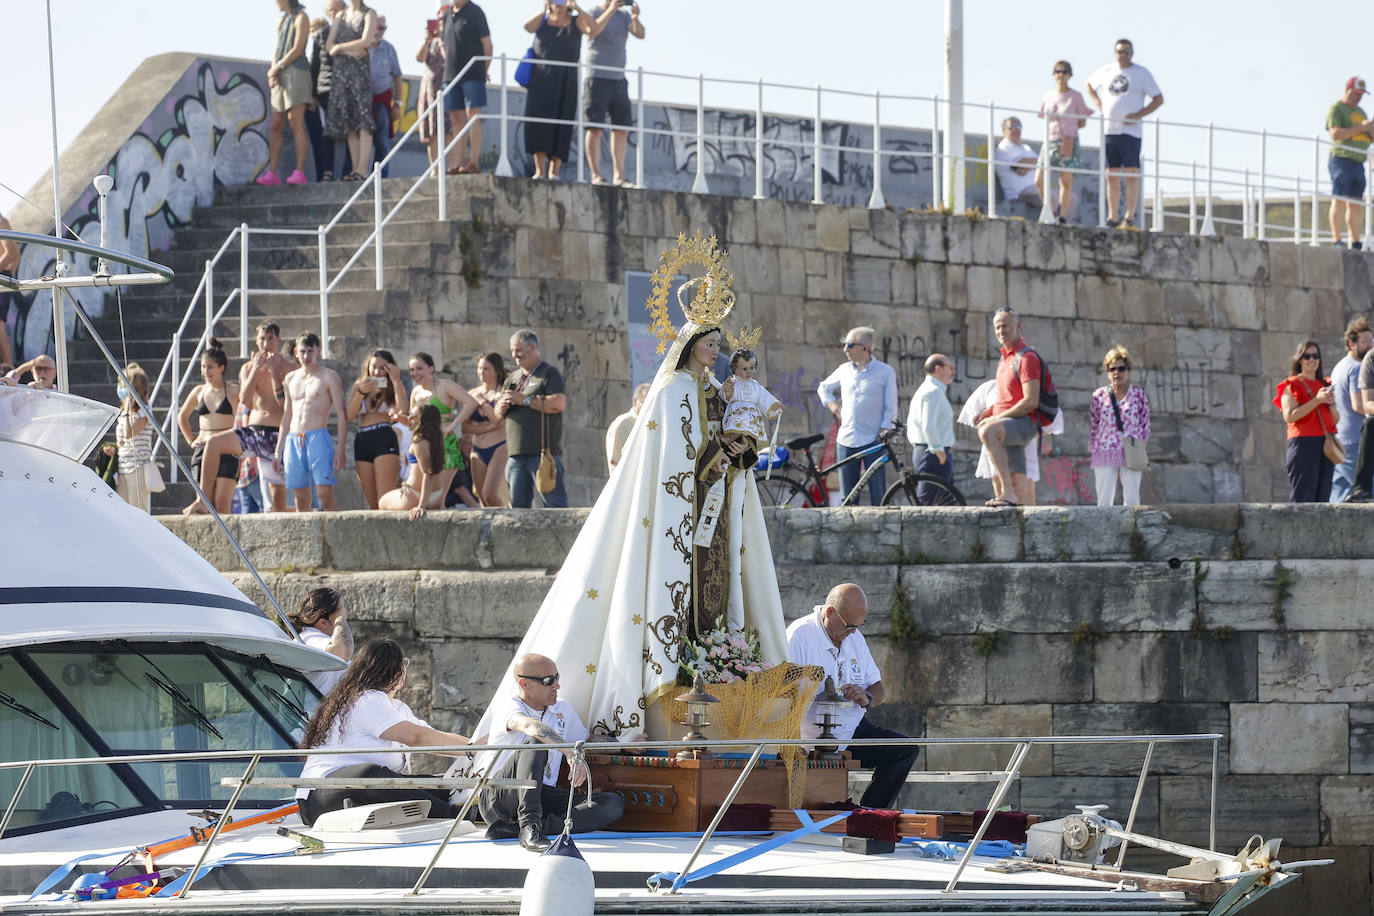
left=816, top=327, right=899, bottom=505
left=478, top=653, right=624, bottom=851
left=786, top=584, right=918, bottom=809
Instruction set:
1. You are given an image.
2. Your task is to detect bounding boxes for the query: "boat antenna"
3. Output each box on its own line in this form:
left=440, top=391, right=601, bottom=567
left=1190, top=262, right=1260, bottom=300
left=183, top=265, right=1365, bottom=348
left=44, top=0, right=72, bottom=392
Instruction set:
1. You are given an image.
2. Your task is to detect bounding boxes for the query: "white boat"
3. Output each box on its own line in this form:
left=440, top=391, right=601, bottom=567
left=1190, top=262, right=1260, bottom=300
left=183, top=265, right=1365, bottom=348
left=0, top=382, right=1328, bottom=915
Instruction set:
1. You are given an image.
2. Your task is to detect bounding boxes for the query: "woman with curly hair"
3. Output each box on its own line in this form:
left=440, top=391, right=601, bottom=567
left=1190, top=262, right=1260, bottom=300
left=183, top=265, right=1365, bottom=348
left=297, top=637, right=469, bottom=826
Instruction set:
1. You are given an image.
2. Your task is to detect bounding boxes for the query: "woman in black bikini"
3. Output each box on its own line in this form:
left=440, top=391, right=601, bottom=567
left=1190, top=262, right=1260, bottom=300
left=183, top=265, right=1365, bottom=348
left=464, top=351, right=508, bottom=506
left=176, top=338, right=240, bottom=513
left=346, top=348, right=405, bottom=509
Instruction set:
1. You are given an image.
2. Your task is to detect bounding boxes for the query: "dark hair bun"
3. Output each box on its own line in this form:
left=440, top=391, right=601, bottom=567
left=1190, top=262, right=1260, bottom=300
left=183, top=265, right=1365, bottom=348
left=207, top=337, right=224, bottom=352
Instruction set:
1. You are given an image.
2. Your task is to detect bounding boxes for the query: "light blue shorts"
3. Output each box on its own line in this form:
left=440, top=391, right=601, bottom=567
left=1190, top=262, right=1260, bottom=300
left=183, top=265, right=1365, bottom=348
left=283, top=428, right=336, bottom=490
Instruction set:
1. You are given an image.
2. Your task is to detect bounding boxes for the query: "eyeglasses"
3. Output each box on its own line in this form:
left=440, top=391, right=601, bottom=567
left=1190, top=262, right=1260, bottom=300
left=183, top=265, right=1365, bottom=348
left=518, top=672, right=560, bottom=686
left=1107, top=365, right=1129, bottom=373
left=1115, top=48, right=1132, bottom=55
left=1007, top=122, right=1022, bottom=129
left=1301, top=352, right=1320, bottom=360
left=1053, top=69, right=1070, bottom=75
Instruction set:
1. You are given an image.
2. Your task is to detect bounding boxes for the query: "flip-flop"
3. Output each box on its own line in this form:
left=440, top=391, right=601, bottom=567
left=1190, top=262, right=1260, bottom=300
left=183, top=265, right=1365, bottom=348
left=984, top=498, right=1020, bottom=508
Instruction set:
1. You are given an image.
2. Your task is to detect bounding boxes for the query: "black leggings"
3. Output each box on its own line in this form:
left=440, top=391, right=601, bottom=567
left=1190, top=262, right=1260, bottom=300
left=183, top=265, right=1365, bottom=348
left=298, top=763, right=456, bottom=826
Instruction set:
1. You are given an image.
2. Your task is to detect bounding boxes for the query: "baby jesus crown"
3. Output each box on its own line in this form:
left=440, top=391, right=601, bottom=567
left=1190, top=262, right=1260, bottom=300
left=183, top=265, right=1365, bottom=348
left=724, top=325, right=763, bottom=351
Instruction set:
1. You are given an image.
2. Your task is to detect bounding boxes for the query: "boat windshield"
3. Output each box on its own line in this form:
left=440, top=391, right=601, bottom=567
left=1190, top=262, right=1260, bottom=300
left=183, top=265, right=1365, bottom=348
left=0, top=642, right=320, bottom=836
left=0, top=386, right=116, bottom=462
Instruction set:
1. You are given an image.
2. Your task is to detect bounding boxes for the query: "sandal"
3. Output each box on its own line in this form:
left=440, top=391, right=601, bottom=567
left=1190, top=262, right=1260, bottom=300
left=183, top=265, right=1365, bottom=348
left=458, top=163, right=479, bottom=174
left=343, top=172, right=365, bottom=181
left=984, top=498, right=1020, bottom=508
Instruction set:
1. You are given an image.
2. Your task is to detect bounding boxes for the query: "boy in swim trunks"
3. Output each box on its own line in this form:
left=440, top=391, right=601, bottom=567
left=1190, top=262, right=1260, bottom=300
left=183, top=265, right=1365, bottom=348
left=275, top=331, right=348, bottom=511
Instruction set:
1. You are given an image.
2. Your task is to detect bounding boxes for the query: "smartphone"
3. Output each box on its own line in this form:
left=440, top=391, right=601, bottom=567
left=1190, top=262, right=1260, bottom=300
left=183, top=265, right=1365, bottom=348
left=373, top=376, right=389, bottom=389
left=426, top=18, right=439, bottom=36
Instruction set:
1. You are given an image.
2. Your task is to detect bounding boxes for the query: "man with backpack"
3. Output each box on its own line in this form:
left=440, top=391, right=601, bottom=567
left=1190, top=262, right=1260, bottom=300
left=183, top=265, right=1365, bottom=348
left=976, top=308, right=1057, bottom=507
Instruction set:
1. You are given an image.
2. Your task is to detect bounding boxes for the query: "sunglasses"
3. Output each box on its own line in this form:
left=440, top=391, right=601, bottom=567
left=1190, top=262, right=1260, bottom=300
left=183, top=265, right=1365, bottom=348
left=1053, top=69, right=1070, bottom=75
left=843, top=342, right=866, bottom=349
left=518, top=672, right=560, bottom=686
left=1301, top=352, right=1320, bottom=360
left=1107, top=365, right=1129, bottom=373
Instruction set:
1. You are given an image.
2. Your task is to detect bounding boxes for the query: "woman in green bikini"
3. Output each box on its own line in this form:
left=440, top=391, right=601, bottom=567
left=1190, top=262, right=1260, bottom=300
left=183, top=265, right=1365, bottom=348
left=406, top=352, right=481, bottom=507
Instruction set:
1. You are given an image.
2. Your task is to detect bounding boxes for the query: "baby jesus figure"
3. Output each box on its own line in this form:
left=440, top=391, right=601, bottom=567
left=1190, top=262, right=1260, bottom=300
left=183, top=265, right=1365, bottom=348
left=720, top=345, right=783, bottom=447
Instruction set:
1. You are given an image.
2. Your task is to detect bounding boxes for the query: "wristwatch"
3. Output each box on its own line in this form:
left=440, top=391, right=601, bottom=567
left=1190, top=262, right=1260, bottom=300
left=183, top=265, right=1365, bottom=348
left=523, top=396, right=532, bottom=406
left=861, top=691, right=873, bottom=709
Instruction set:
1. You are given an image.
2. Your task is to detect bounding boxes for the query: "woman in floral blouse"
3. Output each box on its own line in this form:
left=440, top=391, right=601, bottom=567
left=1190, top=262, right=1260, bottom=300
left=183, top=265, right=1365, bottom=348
left=1088, top=345, right=1151, bottom=506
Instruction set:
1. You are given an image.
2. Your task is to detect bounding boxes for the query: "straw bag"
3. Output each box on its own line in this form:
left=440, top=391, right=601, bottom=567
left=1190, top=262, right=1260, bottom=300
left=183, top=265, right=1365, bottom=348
left=536, top=406, right=557, bottom=494
left=1303, top=378, right=1345, bottom=465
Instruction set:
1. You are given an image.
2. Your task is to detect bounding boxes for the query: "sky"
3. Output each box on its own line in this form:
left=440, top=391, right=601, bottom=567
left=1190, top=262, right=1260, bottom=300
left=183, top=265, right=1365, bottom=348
left=0, top=0, right=1360, bottom=219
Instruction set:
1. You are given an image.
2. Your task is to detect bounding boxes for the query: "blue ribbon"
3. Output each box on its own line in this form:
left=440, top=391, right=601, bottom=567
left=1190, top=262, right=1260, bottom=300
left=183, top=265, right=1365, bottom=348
left=649, top=809, right=852, bottom=893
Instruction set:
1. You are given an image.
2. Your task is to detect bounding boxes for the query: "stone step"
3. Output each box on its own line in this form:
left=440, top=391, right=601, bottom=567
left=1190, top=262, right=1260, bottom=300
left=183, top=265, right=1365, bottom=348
left=169, top=218, right=454, bottom=252
left=213, top=175, right=446, bottom=209
left=157, top=240, right=443, bottom=275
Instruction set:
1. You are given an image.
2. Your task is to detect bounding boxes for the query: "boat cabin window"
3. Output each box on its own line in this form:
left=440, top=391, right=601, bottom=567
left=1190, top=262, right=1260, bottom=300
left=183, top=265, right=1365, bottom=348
left=1, top=643, right=320, bottom=834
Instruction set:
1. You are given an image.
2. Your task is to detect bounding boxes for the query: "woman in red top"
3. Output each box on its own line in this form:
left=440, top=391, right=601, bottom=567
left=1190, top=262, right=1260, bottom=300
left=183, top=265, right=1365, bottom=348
left=1273, top=339, right=1338, bottom=502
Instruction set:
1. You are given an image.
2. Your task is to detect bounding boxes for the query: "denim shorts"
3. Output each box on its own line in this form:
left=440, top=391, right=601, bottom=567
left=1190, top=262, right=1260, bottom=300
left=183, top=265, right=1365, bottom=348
left=1329, top=155, right=1367, bottom=200
left=444, top=79, right=487, bottom=113
left=1104, top=133, right=1142, bottom=169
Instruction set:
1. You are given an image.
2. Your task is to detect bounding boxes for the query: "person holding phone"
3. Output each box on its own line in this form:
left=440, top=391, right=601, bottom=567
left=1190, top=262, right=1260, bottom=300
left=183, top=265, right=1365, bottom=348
left=441, top=0, right=493, bottom=175
left=416, top=3, right=450, bottom=170
left=523, top=0, right=592, bottom=180
left=1274, top=339, right=1339, bottom=503
left=581, top=0, right=644, bottom=187
left=347, top=348, right=405, bottom=509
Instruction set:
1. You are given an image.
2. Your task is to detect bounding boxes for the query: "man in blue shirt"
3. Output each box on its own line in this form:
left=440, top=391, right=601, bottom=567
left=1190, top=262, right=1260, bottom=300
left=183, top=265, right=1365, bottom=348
left=816, top=327, right=898, bottom=505
left=368, top=16, right=403, bottom=177
left=906, top=354, right=957, bottom=504
left=1333, top=316, right=1372, bottom=501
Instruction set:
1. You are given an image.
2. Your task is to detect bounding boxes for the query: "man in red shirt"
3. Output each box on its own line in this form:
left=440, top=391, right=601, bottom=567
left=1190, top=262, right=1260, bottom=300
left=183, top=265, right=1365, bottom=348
left=977, top=308, right=1041, bottom=507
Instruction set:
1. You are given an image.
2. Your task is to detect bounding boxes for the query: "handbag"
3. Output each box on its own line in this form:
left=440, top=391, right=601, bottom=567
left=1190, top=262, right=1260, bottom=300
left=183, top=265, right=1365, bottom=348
left=1302, top=378, right=1345, bottom=465
left=514, top=46, right=536, bottom=87
left=144, top=460, right=166, bottom=493
left=536, top=406, right=557, bottom=494
left=1109, top=389, right=1149, bottom=472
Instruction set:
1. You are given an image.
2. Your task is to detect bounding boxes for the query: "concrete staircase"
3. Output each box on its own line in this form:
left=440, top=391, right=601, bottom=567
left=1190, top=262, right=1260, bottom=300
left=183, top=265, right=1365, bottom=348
left=70, top=177, right=469, bottom=511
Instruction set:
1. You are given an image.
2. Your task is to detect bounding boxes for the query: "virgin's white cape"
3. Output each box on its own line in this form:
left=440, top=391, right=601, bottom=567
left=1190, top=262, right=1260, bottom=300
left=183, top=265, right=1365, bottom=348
left=472, top=362, right=787, bottom=741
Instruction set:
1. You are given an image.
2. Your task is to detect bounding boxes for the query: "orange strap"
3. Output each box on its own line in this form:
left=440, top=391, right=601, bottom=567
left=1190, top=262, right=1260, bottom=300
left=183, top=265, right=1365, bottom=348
left=138, top=803, right=299, bottom=869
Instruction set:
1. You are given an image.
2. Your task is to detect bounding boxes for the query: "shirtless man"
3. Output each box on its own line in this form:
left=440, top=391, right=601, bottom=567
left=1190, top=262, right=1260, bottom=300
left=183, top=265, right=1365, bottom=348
left=184, top=322, right=296, bottom=514
left=274, top=331, right=347, bottom=511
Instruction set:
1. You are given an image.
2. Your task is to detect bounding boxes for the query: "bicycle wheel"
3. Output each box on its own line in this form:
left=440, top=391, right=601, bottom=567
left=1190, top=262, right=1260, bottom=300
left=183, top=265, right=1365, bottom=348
left=754, top=473, right=815, bottom=508
left=883, top=474, right=966, bottom=506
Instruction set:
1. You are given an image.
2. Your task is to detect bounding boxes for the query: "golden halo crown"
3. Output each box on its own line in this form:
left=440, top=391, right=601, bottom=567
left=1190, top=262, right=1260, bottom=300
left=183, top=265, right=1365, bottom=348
left=645, top=231, right=736, bottom=353
left=724, top=325, right=763, bottom=352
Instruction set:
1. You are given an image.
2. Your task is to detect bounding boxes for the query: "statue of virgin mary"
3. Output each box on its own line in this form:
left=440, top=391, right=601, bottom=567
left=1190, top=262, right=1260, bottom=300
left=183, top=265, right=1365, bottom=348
left=471, top=233, right=788, bottom=740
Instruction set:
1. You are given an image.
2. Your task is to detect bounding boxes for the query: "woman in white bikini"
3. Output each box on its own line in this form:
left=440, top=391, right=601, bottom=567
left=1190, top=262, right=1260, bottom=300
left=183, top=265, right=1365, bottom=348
left=463, top=351, right=508, bottom=506
left=379, top=403, right=445, bottom=520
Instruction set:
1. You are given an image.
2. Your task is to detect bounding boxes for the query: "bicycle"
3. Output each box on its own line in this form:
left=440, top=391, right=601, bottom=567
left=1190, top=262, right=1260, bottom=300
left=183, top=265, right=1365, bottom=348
left=753, top=420, right=965, bottom=507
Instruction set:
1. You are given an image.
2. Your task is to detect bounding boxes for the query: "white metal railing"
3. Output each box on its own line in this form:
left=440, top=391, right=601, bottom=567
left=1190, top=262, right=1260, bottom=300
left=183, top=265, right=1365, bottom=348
left=1, top=732, right=1225, bottom=898
left=142, top=56, right=1373, bottom=464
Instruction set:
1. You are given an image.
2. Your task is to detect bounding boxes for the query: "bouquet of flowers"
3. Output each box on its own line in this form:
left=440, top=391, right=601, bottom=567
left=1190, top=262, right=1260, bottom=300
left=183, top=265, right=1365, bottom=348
left=680, top=616, right=774, bottom=685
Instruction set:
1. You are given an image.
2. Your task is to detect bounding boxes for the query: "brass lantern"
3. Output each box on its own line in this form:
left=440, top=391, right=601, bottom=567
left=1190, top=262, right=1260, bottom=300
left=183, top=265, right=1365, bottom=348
left=675, top=675, right=719, bottom=761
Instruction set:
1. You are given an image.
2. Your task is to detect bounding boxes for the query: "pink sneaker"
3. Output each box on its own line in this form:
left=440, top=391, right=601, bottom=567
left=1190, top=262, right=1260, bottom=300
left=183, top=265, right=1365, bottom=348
left=255, top=170, right=281, bottom=186
left=285, top=169, right=308, bottom=185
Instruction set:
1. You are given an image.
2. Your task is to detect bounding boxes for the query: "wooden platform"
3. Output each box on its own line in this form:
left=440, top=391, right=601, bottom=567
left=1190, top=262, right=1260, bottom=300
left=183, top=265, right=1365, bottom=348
left=591, top=754, right=857, bottom=832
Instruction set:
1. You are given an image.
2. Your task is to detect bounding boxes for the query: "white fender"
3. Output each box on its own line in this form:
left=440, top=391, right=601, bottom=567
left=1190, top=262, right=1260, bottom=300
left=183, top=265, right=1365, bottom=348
left=519, top=834, right=593, bottom=916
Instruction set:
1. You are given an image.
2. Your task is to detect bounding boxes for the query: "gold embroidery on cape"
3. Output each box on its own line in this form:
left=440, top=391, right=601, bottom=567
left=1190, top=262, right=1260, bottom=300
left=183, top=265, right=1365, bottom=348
left=665, top=513, right=693, bottom=562
left=662, top=471, right=693, bottom=502
left=642, top=645, right=663, bottom=676
left=590, top=706, right=641, bottom=739
left=678, top=394, right=696, bottom=461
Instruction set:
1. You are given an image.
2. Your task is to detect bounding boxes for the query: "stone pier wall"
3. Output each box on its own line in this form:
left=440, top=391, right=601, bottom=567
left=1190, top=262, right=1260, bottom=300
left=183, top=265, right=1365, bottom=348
left=164, top=503, right=1374, bottom=914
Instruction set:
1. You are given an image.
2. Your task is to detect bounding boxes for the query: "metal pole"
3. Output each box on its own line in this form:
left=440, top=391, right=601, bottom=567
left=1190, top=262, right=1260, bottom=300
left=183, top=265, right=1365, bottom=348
left=1311, top=135, right=1322, bottom=246
left=239, top=224, right=249, bottom=359
left=318, top=226, right=330, bottom=360
left=1294, top=175, right=1302, bottom=245
left=204, top=260, right=213, bottom=345
left=932, top=94, right=942, bottom=210
left=1189, top=162, right=1197, bottom=235
left=575, top=60, right=585, bottom=183
left=1039, top=122, right=1056, bottom=224
left=754, top=78, right=765, bottom=200
left=1243, top=169, right=1251, bottom=238
left=812, top=84, right=823, bottom=204
left=44, top=0, right=70, bottom=393
left=635, top=66, right=645, bottom=186
left=1364, top=149, right=1373, bottom=244
left=1258, top=130, right=1267, bottom=240
left=178, top=755, right=260, bottom=897
left=1113, top=741, right=1155, bottom=868
left=170, top=337, right=180, bottom=481
left=1097, top=111, right=1107, bottom=228
left=986, top=102, right=996, bottom=218
left=374, top=165, right=384, bottom=289
left=409, top=763, right=501, bottom=895
left=669, top=744, right=767, bottom=894
left=1151, top=122, right=1162, bottom=231
left=945, top=741, right=1032, bottom=892
left=868, top=91, right=885, bottom=210
left=1209, top=738, right=1219, bottom=852
left=0, top=763, right=36, bottom=839
left=495, top=54, right=514, bottom=177
left=693, top=73, right=709, bottom=194
left=437, top=100, right=447, bottom=220
left=1200, top=122, right=1217, bottom=237
left=944, top=0, right=965, bottom=211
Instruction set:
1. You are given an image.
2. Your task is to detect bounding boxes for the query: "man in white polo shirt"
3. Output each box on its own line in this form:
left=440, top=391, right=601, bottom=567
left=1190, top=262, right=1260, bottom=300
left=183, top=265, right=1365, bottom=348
left=478, top=653, right=624, bottom=851
left=786, top=583, right=919, bottom=809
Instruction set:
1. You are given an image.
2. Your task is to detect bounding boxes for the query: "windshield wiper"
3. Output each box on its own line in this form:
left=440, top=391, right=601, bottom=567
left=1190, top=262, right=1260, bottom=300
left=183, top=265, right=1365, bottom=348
left=0, top=689, right=60, bottom=730
left=242, top=663, right=309, bottom=728
left=118, top=641, right=224, bottom=741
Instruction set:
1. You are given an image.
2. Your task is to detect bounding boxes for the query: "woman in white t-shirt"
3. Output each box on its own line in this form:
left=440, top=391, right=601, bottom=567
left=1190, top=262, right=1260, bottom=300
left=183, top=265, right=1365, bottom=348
left=298, top=637, right=471, bottom=825
left=291, top=587, right=353, bottom=695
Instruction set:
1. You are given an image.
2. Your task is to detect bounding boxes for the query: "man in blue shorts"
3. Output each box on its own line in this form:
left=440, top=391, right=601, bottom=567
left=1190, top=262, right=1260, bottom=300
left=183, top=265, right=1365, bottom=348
left=1087, top=39, right=1164, bottom=228
left=275, top=332, right=347, bottom=511
left=441, top=0, right=492, bottom=175
left=583, top=0, right=645, bottom=187
left=1326, top=77, right=1374, bottom=249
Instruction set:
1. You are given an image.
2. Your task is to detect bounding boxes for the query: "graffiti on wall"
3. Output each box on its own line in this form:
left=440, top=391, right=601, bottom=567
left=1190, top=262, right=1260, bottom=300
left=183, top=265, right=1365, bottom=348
left=4, top=62, right=268, bottom=359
